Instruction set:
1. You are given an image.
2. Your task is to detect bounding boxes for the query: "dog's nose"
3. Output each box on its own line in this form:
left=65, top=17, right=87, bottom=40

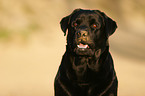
left=77, top=30, right=88, bottom=38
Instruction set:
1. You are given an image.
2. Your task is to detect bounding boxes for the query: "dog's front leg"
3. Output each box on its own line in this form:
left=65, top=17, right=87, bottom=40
left=55, top=79, right=72, bottom=96
left=55, top=78, right=83, bottom=96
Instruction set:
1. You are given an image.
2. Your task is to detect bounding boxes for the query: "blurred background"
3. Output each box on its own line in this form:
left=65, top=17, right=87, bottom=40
left=0, top=0, right=145, bottom=96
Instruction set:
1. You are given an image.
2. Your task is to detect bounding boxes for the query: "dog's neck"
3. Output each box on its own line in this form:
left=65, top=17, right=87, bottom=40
left=71, top=56, right=89, bottom=81
left=66, top=46, right=109, bottom=82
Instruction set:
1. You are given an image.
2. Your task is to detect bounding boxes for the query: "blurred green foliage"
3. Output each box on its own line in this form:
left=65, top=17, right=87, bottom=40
left=0, top=22, right=39, bottom=42
left=0, top=0, right=144, bottom=42
left=0, top=28, right=11, bottom=39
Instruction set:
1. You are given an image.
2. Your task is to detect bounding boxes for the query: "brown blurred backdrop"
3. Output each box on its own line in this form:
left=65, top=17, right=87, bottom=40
left=0, top=0, right=145, bottom=96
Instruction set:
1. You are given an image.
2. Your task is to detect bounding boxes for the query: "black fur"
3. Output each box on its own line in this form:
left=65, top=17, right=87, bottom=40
left=55, top=9, right=118, bottom=96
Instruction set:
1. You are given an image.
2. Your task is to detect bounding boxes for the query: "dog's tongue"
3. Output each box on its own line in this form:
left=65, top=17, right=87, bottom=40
left=77, top=43, right=88, bottom=49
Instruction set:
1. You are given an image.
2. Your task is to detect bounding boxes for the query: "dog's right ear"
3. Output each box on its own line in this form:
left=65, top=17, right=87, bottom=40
left=60, top=9, right=82, bottom=36
left=60, top=16, right=70, bottom=36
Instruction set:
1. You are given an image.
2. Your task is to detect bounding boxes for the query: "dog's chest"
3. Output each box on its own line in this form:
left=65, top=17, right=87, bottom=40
left=71, top=56, right=98, bottom=81
left=73, top=57, right=88, bottom=71
left=71, top=57, right=88, bottom=80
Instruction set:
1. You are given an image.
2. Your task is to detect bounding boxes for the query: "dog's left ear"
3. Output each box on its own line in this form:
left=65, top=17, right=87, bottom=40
left=105, top=15, right=117, bottom=37
left=95, top=10, right=117, bottom=37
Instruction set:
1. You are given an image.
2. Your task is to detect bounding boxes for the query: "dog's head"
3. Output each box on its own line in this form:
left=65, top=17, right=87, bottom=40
left=60, top=9, right=117, bottom=57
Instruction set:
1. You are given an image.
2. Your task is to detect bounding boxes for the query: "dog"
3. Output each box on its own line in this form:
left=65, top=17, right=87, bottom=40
left=54, top=9, right=118, bottom=96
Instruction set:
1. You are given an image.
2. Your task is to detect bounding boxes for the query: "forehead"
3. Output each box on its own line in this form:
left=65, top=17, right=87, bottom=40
left=72, top=11, right=101, bottom=21
left=78, top=13, right=99, bottom=19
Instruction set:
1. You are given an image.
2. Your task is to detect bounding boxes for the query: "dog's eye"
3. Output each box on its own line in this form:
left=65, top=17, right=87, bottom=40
left=73, top=23, right=78, bottom=27
left=92, top=23, right=99, bottom=29
left=92, top=24, right=97, bottom=28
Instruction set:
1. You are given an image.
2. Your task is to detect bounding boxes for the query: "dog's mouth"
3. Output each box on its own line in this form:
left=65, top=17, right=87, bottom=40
left=74, top=43, right=94, bottom=56
left=77, top=43, right=89, bottom=50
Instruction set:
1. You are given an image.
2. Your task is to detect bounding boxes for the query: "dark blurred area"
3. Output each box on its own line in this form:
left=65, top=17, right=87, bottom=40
left=0, top=0, right=145, bottom=96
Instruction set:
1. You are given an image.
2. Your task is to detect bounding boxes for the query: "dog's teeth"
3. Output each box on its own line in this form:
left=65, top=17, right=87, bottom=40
left=77, top=45, right=88, bottom=49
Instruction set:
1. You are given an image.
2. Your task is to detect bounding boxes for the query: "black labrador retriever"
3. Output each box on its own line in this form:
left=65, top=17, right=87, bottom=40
left=54, top=9, right=118, bottom=96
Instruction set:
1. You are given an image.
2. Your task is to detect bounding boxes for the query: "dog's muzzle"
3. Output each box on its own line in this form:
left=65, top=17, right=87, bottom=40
left=75, top=30, right=89, bottom=49
left=77, top=30, right=88, bottom=38
left=76, top=30, right=88, bottom=42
